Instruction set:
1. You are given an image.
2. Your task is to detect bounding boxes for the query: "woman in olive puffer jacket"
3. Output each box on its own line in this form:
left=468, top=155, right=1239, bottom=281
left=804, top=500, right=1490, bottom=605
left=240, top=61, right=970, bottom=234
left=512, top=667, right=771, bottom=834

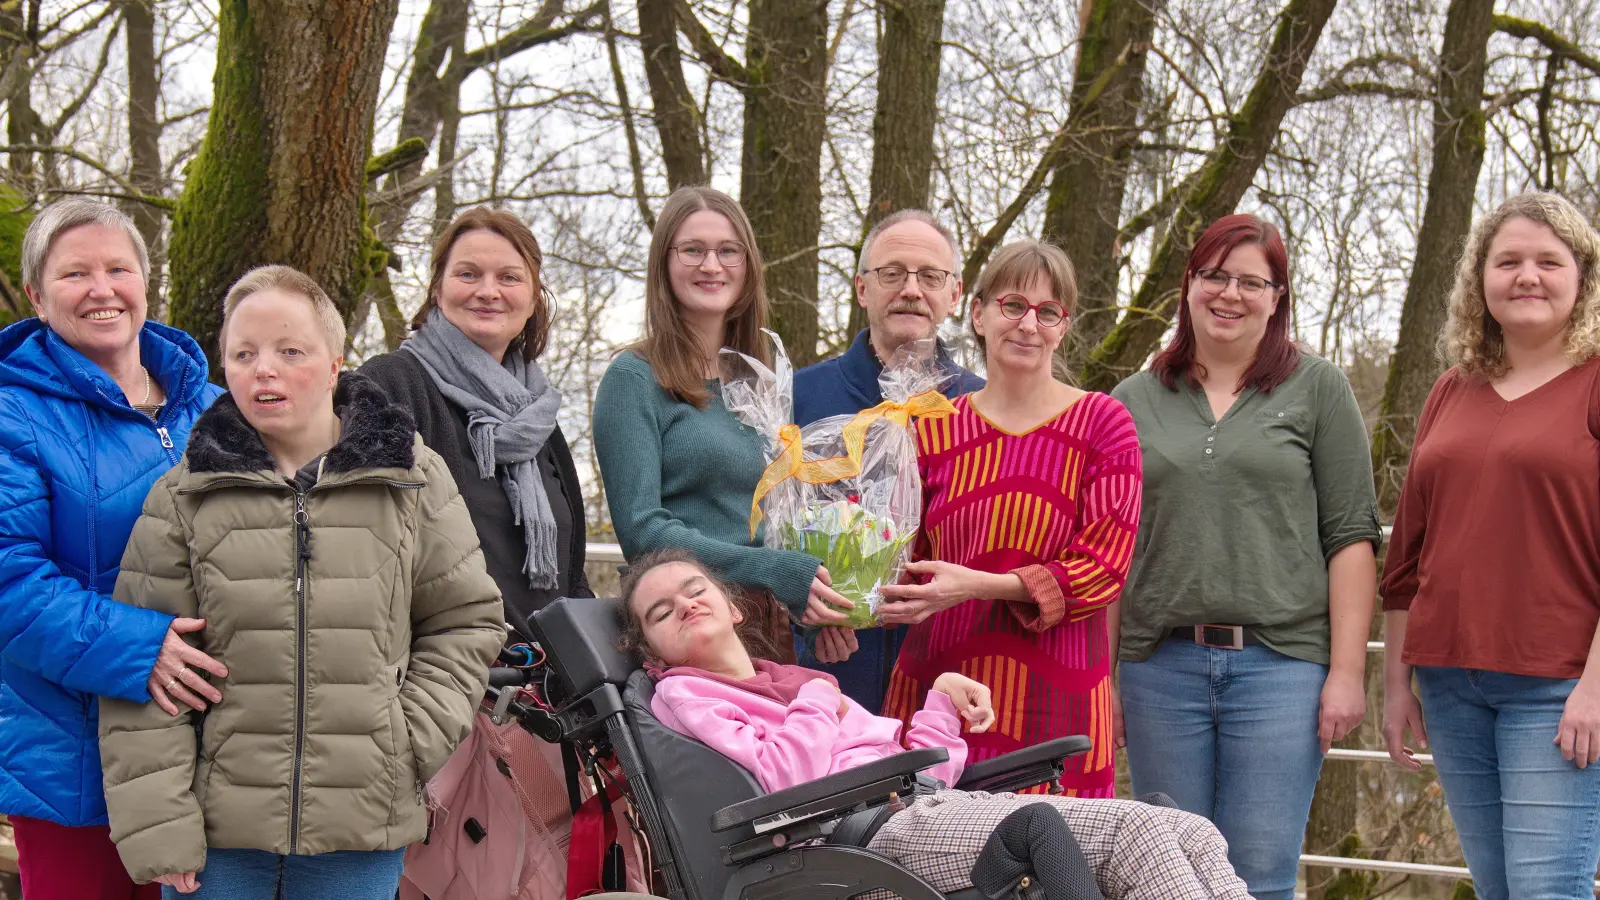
left=98, top=266, right=505, bottom=899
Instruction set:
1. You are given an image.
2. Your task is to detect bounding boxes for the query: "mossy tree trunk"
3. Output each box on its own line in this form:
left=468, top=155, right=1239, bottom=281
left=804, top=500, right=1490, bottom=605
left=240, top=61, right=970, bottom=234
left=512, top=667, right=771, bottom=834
left=740, top=0, right=830, bottom=367
left=844, top=0, right=948, bottom=339
left=638, top=0, right=706, bottom=190
left=167, top=0, right=399, bottom=376
left=1079, top=0, right=1340, bottom=392
left=1369, top=0, right=1495, bottom=516
left=1046, top=0, right=1157, bottom=374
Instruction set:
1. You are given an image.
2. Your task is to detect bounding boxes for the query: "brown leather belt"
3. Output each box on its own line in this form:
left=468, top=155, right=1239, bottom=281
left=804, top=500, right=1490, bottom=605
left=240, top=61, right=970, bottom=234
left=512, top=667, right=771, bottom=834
left=1168, top=625, right=1262, bottom=650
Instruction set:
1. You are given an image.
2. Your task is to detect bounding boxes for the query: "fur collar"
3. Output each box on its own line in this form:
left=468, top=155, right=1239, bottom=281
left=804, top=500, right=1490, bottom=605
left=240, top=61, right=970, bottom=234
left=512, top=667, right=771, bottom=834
left=187, top=372, right=415, bottom=475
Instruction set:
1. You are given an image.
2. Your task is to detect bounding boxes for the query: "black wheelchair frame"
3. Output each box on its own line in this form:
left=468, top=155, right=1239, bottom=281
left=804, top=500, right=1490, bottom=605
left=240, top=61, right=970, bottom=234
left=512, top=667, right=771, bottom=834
left=480, top=596, right=1094, bottom=900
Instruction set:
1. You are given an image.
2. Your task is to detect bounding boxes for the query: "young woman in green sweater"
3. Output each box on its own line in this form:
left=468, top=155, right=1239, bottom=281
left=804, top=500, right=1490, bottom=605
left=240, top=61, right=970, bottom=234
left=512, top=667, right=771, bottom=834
left=593, top=186, right=853, bottom=663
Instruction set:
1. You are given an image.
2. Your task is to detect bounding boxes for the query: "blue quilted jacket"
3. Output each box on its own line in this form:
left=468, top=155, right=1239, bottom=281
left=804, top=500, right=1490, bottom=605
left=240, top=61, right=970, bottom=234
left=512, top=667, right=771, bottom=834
left=0, top=318, right=221, bottom=825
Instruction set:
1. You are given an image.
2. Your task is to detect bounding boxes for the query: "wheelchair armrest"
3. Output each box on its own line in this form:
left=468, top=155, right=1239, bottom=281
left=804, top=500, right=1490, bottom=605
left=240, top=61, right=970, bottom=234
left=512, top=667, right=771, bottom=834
left=711, top=747, right=949, bottom=834
left=953, top=735, right=1091, bottom=794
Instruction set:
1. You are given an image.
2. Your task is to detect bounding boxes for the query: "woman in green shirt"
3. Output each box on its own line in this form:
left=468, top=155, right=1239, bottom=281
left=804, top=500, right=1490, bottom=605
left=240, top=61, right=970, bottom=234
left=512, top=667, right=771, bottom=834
left=593, top=186, right=853, bottom=663
left=1110, top=213, right=1380, bottom=900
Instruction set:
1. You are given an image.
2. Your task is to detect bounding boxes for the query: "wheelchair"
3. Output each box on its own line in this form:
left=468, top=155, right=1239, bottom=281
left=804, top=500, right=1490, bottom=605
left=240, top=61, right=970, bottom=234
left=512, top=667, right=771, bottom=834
left=484, top=595, right=1100, bottom=900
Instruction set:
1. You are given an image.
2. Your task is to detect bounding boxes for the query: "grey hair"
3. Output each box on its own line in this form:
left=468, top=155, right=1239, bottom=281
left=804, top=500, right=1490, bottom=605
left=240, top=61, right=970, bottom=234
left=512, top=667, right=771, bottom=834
left=858, top=208, right=963, bottom=277
left=21, top=198, right=150, bottom=293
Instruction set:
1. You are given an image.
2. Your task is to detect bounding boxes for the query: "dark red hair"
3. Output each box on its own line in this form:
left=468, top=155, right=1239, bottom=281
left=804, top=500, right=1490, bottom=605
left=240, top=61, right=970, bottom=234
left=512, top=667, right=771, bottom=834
left=1149, top=213, right=1300, bottom=393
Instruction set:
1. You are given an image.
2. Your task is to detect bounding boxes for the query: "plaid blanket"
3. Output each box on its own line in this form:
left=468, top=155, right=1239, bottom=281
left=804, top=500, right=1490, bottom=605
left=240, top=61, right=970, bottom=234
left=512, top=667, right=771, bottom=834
left=864, top=790, right=1250, bottom=899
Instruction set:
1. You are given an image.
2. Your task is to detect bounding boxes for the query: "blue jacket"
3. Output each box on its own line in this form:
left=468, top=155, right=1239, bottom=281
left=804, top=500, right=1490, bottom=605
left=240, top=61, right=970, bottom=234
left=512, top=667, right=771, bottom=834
left=0, top=318, right=222, bottom=825
left=793, top=329, right=985, bottom=427
left=791, top=329, right=983, bottom=711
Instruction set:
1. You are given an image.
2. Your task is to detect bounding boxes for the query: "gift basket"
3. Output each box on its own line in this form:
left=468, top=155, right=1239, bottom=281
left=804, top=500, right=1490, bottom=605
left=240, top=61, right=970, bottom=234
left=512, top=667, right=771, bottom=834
left=720, top=331, right=955, bottom=629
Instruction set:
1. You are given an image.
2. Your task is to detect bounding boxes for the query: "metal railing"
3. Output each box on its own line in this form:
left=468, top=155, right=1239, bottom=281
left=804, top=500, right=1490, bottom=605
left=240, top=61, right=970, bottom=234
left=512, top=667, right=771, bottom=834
left=582, top=534, right=1598, bottom=894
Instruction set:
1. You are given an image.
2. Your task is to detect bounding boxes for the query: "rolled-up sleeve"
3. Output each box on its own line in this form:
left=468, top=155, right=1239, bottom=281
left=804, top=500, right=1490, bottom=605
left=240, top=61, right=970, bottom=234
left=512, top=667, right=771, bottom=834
left=1310, top=365, right=1382, bottom=559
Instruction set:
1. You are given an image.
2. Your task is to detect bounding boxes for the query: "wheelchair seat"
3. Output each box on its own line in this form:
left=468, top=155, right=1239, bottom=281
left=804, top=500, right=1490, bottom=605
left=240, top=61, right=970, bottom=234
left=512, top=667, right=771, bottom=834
left=530, top=596, right=1091, bottom=900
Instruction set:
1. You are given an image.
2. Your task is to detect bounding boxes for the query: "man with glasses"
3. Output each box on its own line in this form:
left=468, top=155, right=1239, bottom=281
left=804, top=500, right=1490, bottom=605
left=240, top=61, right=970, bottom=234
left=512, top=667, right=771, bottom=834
left=791, top=208, right=984, bottom=710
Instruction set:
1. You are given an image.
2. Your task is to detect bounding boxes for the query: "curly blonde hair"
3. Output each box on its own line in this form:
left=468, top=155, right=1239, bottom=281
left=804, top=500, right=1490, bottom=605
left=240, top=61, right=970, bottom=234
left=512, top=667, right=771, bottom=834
left=1442, top=191, right=1600, bottom=378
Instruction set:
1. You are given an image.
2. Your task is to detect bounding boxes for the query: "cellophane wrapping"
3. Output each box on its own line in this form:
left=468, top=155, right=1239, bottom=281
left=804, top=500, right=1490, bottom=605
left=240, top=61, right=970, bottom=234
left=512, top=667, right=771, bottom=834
left=720, top=330, right=950, bottom=629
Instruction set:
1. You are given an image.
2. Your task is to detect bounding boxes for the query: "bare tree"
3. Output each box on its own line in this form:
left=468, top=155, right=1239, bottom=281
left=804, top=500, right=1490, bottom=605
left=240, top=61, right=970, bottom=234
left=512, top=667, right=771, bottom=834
left=741, top=0, right=832, bottom=366
left=122, top=0, right=164, bottom=305
left=841, top=0, right=950, bottom=338
left=1369, top=0, right=1495, bottom=516
left=1045, top=0, right=1159, bottom=372
left=1080, top=0, right=1342, bottom=391
left=637, top=0, right=705, bottom=188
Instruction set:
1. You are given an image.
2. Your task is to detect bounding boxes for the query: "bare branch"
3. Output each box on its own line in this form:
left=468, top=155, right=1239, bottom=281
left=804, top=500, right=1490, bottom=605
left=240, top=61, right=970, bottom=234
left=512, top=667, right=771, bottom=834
left=0, top=143, right=140, bottom=192
left=38, top=1, right=113, bottom=51
left=44, top=11, right=120, bottom=139
left=1494, top=14, right=1600, bottom=77
left=961, top=124, right=1071, bottom=287
left=43, top=186, right=174, bottom=211
left=1297, top=79, right=1433, bottom=104
left=673, top=0, right=749, bottom=86
left=459, top=1, right=606, bottom=73
left=603, top=1, right=654, bottom=230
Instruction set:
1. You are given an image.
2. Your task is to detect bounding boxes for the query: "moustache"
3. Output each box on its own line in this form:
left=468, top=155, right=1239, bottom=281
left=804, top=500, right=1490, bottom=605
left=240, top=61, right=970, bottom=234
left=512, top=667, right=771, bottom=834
left=886, top=303, right=929, bottom=316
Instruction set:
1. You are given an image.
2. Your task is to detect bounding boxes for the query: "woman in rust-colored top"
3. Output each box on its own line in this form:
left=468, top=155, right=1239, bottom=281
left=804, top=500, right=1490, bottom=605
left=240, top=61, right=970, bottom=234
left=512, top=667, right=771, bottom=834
left=1380, top=191, right=1600, bottom=900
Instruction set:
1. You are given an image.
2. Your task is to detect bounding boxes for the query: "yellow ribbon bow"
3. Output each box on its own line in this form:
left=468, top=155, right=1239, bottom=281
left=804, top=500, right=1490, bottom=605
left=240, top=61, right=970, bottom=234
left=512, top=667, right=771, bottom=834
left=748, top=390, right=957, bottom=537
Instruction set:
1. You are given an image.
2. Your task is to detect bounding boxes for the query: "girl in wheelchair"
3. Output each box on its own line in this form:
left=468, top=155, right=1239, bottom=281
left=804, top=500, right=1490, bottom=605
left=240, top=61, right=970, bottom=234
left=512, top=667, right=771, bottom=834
left=619, top=549, right=1250, bottom=899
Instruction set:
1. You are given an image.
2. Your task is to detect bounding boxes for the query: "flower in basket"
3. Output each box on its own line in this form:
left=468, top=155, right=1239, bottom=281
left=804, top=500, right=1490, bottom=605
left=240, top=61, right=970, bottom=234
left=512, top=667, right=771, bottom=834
left=774, top=498, right=916, bottom=628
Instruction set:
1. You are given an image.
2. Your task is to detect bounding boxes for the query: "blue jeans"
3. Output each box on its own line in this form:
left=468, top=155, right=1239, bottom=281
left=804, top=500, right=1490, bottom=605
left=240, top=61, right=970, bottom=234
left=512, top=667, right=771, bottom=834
left=1119, top=638, right=1327, bottom=900
left=1416, top=667, right=1600, bottom=900
left=161, top=848, right=405, bottom=900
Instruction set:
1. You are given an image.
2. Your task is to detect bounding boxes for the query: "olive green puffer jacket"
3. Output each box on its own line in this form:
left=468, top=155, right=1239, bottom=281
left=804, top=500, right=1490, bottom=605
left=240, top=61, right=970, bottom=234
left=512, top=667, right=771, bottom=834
left=99, top=373, right=505, bottom=884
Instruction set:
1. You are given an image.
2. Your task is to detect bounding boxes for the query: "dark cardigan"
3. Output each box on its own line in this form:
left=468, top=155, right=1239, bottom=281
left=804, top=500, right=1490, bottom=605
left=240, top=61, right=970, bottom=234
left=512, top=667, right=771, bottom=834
left=360, top=350, right=592, bottom=641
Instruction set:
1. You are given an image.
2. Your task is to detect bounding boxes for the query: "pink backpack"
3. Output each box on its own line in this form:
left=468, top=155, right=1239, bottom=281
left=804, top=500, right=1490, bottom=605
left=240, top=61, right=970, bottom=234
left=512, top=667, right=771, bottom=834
left=400, top=713, right=648, bottom=900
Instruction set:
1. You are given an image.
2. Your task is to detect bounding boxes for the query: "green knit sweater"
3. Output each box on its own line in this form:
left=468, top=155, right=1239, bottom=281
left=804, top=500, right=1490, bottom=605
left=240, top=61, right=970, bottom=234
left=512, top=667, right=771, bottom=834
left=593, top=350, right=819, bottom=617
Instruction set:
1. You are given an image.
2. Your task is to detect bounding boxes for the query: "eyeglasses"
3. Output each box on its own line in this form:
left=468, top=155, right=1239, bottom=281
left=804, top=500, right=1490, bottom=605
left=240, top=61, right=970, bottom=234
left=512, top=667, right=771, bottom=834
left=673, top=243, right=747, bottom=268
left=990, top=294, right=1068, bottom=327
left=1194, top=268, right=1277, bottom=300
left=867, top=266, right=953, bottom=292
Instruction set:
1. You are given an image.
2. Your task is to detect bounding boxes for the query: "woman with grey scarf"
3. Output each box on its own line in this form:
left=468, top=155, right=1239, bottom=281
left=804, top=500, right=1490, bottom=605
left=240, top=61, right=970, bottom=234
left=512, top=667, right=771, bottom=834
left=361, top=207, right=591, bottom=642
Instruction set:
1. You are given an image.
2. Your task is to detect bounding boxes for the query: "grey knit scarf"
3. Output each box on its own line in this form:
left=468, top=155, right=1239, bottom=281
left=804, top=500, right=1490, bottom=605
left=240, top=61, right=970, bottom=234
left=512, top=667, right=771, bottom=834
left=401, top=309, right=562, bottom=588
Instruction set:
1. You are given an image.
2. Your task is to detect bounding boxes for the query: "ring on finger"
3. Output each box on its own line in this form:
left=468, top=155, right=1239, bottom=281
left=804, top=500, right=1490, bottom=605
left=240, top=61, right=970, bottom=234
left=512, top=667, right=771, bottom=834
left=165, top=675, right=179, bottom=690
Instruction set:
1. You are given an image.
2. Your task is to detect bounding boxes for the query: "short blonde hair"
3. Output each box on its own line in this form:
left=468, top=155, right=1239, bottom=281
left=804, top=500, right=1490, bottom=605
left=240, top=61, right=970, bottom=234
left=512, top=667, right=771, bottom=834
left=1443, top=192, right=1600, bottom=378
left=221, top=265, right=346, bottom=357
left=968, top=239, right=1079, bottom=358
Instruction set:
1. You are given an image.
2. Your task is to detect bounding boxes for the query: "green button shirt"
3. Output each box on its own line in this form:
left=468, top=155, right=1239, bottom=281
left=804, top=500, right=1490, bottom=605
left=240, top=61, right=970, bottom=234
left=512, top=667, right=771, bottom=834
left=1111, top=352, right=1380, bottom=665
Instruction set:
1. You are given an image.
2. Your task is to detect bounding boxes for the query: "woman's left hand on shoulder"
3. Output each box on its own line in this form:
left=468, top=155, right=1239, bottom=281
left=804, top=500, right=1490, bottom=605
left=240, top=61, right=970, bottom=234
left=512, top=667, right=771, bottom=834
left=1556, top=676, right=1600, bottom=768
left=876, top=560, right=981, bottom=625
left=1318, top=668, right=1366, bottom=753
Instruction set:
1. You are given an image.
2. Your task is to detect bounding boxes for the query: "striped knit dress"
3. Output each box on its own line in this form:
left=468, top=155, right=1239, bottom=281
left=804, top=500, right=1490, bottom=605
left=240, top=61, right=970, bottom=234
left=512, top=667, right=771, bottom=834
left=882, top=392, right=1142, bottom=797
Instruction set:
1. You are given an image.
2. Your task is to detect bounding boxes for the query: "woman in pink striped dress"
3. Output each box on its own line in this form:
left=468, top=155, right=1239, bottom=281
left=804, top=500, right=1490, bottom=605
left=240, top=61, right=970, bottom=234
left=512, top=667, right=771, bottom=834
left=877, top=240, right=1142, bottom=797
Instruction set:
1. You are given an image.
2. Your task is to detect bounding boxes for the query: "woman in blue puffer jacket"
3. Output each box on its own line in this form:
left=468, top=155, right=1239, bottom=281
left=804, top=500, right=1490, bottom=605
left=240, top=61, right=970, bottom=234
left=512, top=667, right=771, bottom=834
left=0, top=199, right=225, bottom=900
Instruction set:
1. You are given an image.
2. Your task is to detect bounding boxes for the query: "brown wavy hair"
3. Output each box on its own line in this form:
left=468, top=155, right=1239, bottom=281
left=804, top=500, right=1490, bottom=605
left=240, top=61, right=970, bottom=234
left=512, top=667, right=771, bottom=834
left=1441, top=191, right=1600, bottom=379
left=618, top=549, right=782, bottom=664
left=410, top=206, right=552, bottom=361
left=634, top=187, right=770, bottom=408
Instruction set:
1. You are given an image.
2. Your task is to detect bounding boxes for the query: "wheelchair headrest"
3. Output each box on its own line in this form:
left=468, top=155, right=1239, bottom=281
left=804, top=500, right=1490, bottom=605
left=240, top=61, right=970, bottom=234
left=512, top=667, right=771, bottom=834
left=529, top=596, right=640, bottom=699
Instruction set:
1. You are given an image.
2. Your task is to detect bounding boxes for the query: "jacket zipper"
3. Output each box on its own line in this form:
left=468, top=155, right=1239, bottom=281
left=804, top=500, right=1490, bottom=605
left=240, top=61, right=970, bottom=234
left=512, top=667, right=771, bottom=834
left=170, top=473, right=427, bottom=849
left=289, top=488, right=310, bottom=852
left=155, top=426, right=177, bottom=464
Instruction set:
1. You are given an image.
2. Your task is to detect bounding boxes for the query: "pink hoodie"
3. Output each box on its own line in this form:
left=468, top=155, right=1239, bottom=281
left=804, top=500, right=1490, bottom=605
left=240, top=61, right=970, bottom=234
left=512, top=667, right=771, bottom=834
left=650, top=663, right=969, bottom=793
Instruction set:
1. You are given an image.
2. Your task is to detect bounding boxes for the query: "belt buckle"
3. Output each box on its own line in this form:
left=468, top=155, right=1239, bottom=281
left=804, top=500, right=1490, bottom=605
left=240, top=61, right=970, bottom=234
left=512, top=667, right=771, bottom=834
left=1194, top=624, right=1244, bottom=651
